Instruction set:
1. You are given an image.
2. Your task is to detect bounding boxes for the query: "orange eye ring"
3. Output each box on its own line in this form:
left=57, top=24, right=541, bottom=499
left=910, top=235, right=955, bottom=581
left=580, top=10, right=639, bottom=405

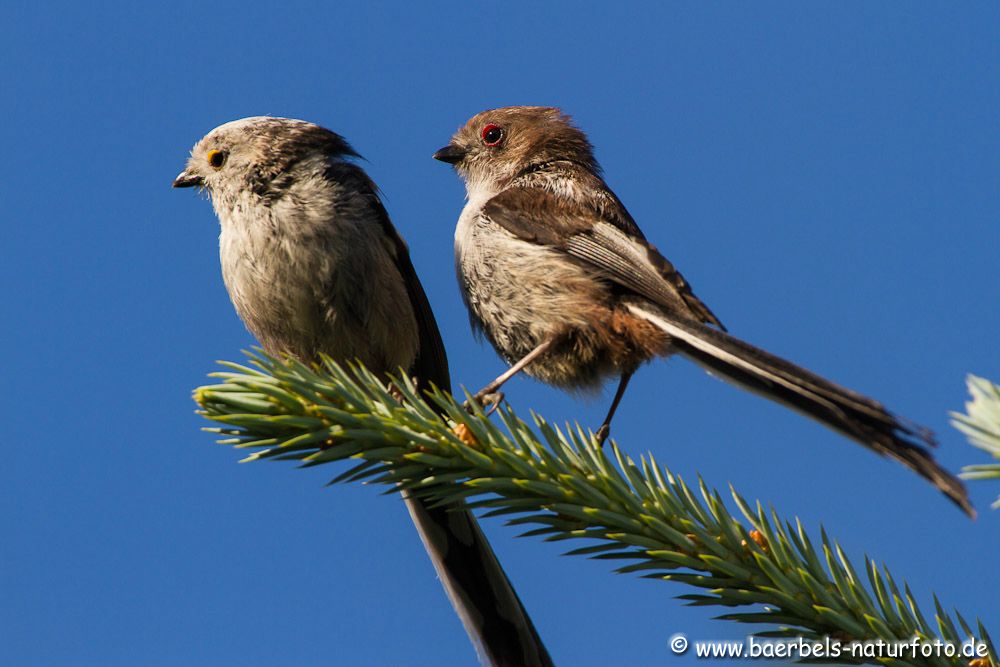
left=207, top=149, right=227, bottom=169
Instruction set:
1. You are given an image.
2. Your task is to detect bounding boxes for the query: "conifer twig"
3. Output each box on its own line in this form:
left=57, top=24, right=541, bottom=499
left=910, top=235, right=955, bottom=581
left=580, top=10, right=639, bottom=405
left=952, top=374, right=1000, bottom=509
left=194, top=352, right=995, bottom=666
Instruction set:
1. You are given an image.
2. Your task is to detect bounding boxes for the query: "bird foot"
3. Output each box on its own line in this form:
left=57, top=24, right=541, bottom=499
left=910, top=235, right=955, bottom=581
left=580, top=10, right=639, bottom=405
left=594, top=424, right=611, bottom=448
left=464, top=389, right=505, bottom=416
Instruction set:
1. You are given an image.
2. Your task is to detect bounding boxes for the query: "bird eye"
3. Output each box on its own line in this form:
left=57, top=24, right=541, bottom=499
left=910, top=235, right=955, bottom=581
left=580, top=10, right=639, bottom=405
left=481, top=124, right=504, bottom=147
left=207, top=149, right=227, bottom=169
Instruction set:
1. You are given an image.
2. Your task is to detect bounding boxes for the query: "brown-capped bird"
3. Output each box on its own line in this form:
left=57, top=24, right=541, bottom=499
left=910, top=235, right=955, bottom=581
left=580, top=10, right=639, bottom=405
left=434, top=106, right=972, bottom=517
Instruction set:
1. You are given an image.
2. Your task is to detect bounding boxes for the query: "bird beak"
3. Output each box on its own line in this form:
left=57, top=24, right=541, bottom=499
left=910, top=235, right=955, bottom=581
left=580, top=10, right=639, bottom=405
left=433, top=143, right=467, bottom=164
left=172, top=169, right=203, bottom=188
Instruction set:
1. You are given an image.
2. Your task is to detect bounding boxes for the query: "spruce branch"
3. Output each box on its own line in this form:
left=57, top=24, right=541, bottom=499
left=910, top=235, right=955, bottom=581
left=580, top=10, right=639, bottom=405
left=952, top=375, right=1000, bottom=509
left=194, top=352, right=994, bottom=666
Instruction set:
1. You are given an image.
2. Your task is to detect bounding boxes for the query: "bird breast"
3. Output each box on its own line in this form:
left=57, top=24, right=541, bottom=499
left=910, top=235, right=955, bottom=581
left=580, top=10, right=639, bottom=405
left=455, top=205, right=623, bottom=389
left=216, top=191, right=418, bottom=374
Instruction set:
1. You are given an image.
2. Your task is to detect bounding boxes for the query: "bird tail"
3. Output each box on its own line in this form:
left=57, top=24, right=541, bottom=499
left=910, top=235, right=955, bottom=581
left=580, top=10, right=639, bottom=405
left=403, top=494, right=554, bottom=667
left=398, top=242, right=553, bottom=666
left=626, top=302, right=974, bottom=517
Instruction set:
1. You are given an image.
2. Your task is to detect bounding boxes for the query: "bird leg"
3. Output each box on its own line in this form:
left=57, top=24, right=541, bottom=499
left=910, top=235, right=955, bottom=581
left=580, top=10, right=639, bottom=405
left=594, top=370, right=634, bottom=447
left=468, top=337, right=558, bottom=414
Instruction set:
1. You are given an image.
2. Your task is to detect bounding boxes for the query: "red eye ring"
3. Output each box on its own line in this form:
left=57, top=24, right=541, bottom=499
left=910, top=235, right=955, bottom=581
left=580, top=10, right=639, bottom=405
left=481, top=123, right=504, bottom=147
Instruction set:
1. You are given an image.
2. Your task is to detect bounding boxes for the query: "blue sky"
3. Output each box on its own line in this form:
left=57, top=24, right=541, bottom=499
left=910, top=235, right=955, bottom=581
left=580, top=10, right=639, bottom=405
left=2, top=2, right=998, bottom=665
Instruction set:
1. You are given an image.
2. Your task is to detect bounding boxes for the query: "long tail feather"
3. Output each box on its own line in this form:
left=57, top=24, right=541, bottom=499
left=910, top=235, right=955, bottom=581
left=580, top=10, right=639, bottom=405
left=627, top=303, right=974, bottom=517
left=400, top=243, right=553, bottom=666
left=404, top=494, right=554, bottom=667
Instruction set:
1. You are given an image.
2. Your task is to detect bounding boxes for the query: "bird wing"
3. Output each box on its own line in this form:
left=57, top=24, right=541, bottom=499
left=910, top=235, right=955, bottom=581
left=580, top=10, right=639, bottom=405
left=483, top=186, right=725, bottom=329
left=387, top=231, right=452, bottom=391
left=327, top=161, right=450, bottom=390
left=366, top=193, right=452, bottom=392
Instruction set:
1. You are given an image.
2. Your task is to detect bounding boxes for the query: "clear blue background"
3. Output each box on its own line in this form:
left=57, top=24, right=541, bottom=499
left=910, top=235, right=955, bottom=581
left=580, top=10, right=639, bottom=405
left=2, top=2, right=997, bottom=665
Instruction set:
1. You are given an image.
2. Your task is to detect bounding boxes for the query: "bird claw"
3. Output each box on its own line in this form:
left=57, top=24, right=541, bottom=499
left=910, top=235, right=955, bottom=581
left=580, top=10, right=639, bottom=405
left=594, top=424, right=610, bottom=448
left=465, top=390, right=505, bottom=416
